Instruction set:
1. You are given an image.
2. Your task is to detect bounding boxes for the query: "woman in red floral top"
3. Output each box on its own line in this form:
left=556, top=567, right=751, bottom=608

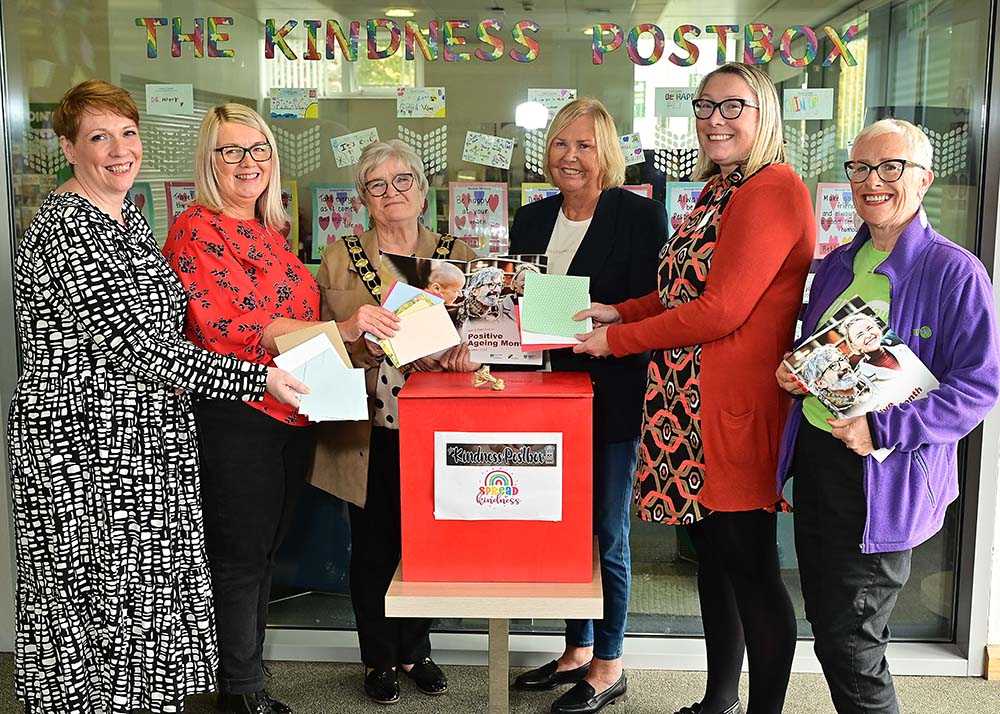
left=163, top=104, right=395, bottom=714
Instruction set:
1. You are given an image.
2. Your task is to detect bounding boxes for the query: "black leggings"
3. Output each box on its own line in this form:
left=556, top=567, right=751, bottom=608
left=687, top=510, right=797, bottom=714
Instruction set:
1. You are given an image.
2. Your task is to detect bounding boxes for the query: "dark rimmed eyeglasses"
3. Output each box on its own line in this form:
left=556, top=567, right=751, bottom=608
left=364, top=173, right=415, bottom=197
left=844, top=158, right=927, bottom=184
left=692, top=98, right=759, bottom=120
left=214, top=143, right=272, bottom=164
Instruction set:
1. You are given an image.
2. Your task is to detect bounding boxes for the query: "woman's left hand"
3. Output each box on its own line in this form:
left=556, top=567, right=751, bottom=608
left=829, top=416, right=874, bottom=456
left=572, top=325, right=612, bottom=357
left=439, top=343, right=480, bottom=372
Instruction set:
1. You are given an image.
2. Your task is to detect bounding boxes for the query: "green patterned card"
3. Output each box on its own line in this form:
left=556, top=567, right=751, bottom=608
left=520, top=273, right=591, bottom=338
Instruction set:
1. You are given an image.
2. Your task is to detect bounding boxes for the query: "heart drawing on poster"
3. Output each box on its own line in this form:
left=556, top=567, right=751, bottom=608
left=821, top=216, right=832, bottom=230
left=677, top=193, right=689, bottom=210
left=455, top=215, right=467, bottom=230
left=331, top=212, right=343, bottom=229
left=487, top=194, right=499, bottom=212
left=324, top=194, right=335, bottom=210
left=318, top=215, right=330, bottom=231
left=351, top=197, right=362, bottom=212
left=336, top=191, right=349, bottom=205
left=461, top=193, right=472, bottom=210
left=670, top=214, right=684, bottom=230
left=828, top=193, right=839, bottom=209
left=834, top=214, right=844, bottom=231
left=353, top=224, right=364, bottom=236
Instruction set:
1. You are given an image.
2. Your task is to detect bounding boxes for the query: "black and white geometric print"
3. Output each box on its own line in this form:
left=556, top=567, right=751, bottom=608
left=6, top=192, right=268, bottom=714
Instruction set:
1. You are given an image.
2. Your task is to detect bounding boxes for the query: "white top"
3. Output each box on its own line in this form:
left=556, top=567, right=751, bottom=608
left=545, top=209, right=593, bottom=276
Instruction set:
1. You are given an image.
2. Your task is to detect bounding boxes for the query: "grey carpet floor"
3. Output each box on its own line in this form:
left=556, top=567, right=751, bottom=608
left=3, top=654, right=999, bottom=714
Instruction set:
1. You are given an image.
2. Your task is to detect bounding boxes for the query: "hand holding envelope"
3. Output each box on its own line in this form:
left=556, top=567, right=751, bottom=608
left=365, top=281, right=462, bottom=368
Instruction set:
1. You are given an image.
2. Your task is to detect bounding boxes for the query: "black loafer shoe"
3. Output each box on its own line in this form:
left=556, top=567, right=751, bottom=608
left=364, top=668, right=401, bottom=705
left=403, top=657, right=448, bottom=695
left=551, top=673, right=627, bottom=714
left=513, top=659, right=591, bottom=691
left=674, top=701, right=742, bottom=714
left=215, top=691, right=277, bottom=714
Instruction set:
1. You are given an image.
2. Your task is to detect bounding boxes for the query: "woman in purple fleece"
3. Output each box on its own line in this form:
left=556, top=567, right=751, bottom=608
left=775, top=118, right=1000, bottom=714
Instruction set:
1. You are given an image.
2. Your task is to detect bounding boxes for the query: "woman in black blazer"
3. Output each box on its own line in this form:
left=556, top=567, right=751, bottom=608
left=510, top=98, right=666, bottom=714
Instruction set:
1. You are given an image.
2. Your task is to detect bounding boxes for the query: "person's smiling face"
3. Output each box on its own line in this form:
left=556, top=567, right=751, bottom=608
left=214, top=122, right=273, bottom=215
left=363, top=157, right=423, bottom=227
left=695, top=72, right=760, bottom=176
left=847, top=317, right=884, bottom=354
left=547, top=115, right=601, bottom=197
left=60, top=110, right=142, bottom=201
left=849, top=132, right=933, bottom=235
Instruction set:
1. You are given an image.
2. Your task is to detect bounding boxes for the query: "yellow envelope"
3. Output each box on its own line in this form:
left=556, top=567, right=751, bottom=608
left=386, top=303, right=461, bottom=366
left=274, top=321, right=352, bottom=368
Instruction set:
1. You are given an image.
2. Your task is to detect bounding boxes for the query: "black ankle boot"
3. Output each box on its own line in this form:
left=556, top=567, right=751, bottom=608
left=217, top=690, right=276, bottom=714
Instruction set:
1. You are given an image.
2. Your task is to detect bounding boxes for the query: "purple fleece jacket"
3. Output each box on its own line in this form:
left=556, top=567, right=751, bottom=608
left=777, top=209, right=1000, bottom=553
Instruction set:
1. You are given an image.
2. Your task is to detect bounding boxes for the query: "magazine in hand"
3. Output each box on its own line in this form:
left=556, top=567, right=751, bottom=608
left=380, top=253, right=548, bottom=365
left=783, top=297, right=939, bottom=461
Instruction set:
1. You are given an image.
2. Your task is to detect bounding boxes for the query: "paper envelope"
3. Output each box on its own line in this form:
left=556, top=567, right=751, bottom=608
left=386, top=302, right=461, bottom=366
left=274, top=320, right=352, bottom=367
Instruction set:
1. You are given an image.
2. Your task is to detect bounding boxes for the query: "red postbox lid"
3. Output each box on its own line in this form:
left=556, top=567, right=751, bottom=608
left=399, top=371, right=593, bottom=399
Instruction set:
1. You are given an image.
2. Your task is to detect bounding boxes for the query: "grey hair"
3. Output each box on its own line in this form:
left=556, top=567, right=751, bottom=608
left=801, top=344, right=848, bottom=385
left=853, top=119, right=933, bottom=169
left=355, top=140, right=429, bottom=205
left=465, top=266, right=504, bottom=291
left=428, top=260, right=464, bottom=286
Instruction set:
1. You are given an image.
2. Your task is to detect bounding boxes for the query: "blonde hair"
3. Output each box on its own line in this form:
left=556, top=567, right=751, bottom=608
left=194, top=104, right=286, bottom=230
left=543, top=97, right=625, bottom=190
left=853, top=119, right=933, bottom=168
left=355, top=140, right=429, bottom=207
left=54, top=80, right=139, bottom=142
left=693, top=63, right=787, bottom=180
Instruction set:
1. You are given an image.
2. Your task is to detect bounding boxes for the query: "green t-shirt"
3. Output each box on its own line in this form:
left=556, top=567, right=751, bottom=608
left=802, top=241, right=891, bottom=432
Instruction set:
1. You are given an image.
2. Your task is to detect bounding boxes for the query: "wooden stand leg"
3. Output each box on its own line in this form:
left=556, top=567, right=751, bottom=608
left=488, top=618, right=510, bottom=713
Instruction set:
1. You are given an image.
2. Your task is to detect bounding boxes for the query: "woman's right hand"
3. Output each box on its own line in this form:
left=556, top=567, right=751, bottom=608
left=266, top=367, right=310, bottom=407
left=338, top=304, right=401, bottom=342
left=574, top=302, right=622, bottom=328
left=776, top=353, right=807, bottom=396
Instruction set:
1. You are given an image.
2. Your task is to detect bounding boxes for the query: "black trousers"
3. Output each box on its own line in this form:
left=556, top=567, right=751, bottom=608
left=349, top=426, right=432, bottom=669
left=196, top=399, right=313, bottom=694
left=792, top=421, right=912, bottom=714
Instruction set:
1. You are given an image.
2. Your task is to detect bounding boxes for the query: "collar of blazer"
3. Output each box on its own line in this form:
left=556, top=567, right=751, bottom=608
left=531, top=188, right=623, bottom=276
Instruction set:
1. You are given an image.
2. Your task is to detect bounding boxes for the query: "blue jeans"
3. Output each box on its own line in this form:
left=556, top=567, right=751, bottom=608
left=565, top=437, right=638, bottom=661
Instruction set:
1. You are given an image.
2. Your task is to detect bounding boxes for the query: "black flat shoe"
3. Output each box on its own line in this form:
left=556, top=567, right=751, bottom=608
left=551, top=673, right=627, bottom=714
left=674, top=701, right=742, bottom=714
left=215, top=691, right=278, bottom=714
left=218, top=690, right=291, bottom=714
left=365, top=668, right=400, bottom=705
left=513, top=659, right=591, bottom=691
left=403, top=657, right=448, bottom=695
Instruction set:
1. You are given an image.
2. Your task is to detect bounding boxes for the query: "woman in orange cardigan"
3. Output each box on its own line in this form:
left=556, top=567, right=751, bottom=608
left=576, top=62, right=814, bottom=714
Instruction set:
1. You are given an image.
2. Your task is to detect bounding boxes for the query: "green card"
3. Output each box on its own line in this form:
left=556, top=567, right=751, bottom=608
left=520, top=273, right=591, bottom=339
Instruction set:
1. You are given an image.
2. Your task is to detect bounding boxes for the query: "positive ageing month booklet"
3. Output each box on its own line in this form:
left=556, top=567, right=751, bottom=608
left=377, top=252, right=549, bottom=365
left=783, top=297, right=939, bottom=462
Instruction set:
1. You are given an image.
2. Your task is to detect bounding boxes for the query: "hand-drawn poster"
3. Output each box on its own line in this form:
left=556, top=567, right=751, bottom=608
left=449, top=182, right=509, bottom=255
left=815, top=183, right=860, bottom=259
left=397, top=87, right=446, bottom=118
left=462, top=131, right=514, bottom=170
left=269, top=88, right=319, bottom=119
left=127, top=182, right=155, bottom=230
left=330, top=127, right=379, bottom=168
left=665, top=181, right=706, bottom=234
left=527, top=88, right=577, bottom=117
left=521, top=183, right=560, bottom=205
left=164, top=181, right=196, bottom=227
left=146, top=84, right=194, bottom=116
left=619, top=133, right=645, bottom=166
left=311, top=184, right=368, bottom=261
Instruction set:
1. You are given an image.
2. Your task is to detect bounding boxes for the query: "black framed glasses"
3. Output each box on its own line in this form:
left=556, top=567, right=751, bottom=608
left=364, top=173, right=415, bottom=197
left=692, top=98, right=759, bottom=120
left=844, top=158, right=927, bottom=183
left=214, top=143, right=272, bottom=164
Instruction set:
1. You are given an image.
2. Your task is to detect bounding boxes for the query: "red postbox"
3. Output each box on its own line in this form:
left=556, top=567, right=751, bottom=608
left=398, top=371, right=593, bottom=583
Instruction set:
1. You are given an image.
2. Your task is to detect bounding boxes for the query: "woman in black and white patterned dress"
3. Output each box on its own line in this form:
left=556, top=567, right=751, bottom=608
left=6, top=81, right=305, bottom=714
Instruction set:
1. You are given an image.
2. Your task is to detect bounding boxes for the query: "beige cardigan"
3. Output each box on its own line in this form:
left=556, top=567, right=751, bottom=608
left=309, top=224, right=476, bottom=507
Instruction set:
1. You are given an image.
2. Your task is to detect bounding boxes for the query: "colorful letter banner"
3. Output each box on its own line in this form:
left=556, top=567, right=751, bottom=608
left=665, top=181, right=705, bottom=233
left=164, top=181, right=196, bottom=227
left=449, top=181, right=509, bottom=255
left=311, top=184, right=368, bottom=261
left=814, top=183, right=860, bottom=259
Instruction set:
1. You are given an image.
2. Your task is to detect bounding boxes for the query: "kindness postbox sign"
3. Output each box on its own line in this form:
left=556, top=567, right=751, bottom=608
left=434, top=432, right=563, bottom=521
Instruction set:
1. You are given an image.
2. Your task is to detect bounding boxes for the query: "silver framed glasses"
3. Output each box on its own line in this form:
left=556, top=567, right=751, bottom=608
left=692, top=98, right=759, bottom=120
left=364, top=173, right=415, bottom=197
left=844, top=158, right=927, bottom=183
left=214, top=143, right=272, bottom=164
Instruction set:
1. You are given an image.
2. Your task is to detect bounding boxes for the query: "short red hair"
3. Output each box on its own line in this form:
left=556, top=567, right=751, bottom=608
left=53, top=80, right=139, bottom=142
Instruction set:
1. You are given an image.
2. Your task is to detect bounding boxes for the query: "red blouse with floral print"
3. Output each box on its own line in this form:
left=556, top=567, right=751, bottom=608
left=163, top=205, right=319, bottom=426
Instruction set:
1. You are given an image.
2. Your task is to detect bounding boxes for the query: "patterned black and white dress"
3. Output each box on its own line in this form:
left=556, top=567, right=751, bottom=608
left=7, top=192, right=268, bottom=714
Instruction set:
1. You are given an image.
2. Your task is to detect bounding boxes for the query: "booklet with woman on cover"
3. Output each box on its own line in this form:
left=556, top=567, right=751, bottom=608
left=783, top=297, right=939, bottom=461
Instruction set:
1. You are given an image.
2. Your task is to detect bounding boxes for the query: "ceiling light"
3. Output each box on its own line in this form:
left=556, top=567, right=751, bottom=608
left=515, top=101, right=549, bottom=130
left=385, top=8, right=415, bottom=18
